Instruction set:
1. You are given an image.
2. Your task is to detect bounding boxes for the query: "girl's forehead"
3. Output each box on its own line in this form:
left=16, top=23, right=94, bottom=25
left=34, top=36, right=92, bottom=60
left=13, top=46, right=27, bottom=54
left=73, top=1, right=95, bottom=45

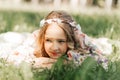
left=46, top=23, right=63, bottom=33
left=45, top=23, right=66, bottom=39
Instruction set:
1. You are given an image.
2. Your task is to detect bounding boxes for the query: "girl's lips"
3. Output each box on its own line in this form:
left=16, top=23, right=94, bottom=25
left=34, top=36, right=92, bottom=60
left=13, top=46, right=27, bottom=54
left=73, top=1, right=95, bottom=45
left=52, top=52, right=58, bottom=56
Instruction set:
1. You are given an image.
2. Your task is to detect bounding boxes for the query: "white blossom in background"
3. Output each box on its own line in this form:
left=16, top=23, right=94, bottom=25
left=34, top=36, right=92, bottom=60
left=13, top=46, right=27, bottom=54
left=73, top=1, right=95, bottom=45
left=7, top=45, right=35, bottom=65
left=0, top=31, right=36, bottom=65
left=3, top=32, right=25, bottom=44
left=0, top=43, right=15, bottom=58
left=92, top=38, right=112, bottom=55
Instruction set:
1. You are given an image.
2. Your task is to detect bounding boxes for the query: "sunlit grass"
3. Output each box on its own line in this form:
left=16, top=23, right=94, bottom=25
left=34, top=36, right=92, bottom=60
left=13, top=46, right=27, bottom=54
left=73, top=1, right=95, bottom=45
left=0, top=11, right=46, bottom=33
left=1, top=10, right=119, bottom=39
left=0, top=10, right=120, bottom=80
left=74, top=14, right=120, bottom=40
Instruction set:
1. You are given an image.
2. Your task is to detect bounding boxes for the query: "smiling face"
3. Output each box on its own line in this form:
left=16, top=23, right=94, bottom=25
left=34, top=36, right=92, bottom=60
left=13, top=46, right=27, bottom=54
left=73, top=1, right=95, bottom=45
left=44, top=22, right=68, bottom=59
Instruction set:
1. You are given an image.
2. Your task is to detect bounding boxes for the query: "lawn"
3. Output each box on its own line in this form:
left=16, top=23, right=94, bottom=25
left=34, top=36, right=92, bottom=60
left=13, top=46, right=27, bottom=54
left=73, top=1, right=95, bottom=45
left=0, top=10, right=120, bottom=80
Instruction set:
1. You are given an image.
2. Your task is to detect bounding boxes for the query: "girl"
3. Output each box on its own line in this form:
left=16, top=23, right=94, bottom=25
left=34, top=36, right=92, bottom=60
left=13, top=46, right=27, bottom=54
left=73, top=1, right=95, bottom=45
left=33, top=10, right=107, bottom=68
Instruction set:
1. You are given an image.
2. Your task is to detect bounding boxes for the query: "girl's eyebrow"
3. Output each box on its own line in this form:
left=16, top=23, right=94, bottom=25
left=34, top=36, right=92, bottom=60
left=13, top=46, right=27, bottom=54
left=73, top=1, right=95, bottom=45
left=57, top=39, right=67, bottom=41
left=45, top=37, right=66, bottom=41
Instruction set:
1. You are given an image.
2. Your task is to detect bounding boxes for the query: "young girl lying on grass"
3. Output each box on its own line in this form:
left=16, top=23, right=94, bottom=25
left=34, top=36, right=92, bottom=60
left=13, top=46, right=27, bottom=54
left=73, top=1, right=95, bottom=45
left=0, top=10, right=109, bottom=69
left=32, top=10, right=108, bottom=69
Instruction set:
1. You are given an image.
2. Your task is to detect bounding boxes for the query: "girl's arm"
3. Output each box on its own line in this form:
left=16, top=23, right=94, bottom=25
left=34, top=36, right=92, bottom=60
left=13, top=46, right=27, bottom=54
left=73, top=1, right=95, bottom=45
left=32, top=57, right=57, bottom=69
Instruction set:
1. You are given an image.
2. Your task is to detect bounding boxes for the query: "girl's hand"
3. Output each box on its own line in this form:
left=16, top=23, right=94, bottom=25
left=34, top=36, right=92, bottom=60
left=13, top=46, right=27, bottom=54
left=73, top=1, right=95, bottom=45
left=33, top=57, right=57, bottom=69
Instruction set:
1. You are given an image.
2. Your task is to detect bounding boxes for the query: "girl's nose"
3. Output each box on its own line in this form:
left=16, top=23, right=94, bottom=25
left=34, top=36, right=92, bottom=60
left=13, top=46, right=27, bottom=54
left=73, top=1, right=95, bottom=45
left=51, top=42, right=59, bottom=51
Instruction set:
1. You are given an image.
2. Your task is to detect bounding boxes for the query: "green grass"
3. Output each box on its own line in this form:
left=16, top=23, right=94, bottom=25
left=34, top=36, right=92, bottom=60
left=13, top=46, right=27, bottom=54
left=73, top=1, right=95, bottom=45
left=73, top=14, right=120, bottom=39
left=0, top=10, right=120, bottom=39
left=0, top=10, right=46, bottom=33
left=1, top=56, right=120, bottom=80
left=0, top=10, right=120, bottom=80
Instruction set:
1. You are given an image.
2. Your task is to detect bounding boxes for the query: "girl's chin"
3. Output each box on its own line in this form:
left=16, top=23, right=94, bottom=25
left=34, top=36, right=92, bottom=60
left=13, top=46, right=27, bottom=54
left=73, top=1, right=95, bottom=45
left=51, top=55, right=61, bottom=59
left=49, top=53, right=61, bottom=59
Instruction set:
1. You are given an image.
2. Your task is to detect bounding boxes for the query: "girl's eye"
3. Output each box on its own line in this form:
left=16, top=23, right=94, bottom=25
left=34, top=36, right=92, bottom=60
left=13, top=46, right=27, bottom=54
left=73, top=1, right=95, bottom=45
left=45, top=39, right=51, bottom=42
left=58, top=40, right=66, bottom=43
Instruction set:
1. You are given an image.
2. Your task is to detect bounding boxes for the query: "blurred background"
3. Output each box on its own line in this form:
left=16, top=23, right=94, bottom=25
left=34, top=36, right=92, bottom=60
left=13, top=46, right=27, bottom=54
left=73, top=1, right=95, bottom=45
left=0, top=0, right=120, bottom=13
left=0, top=0, right=120, bottom=39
